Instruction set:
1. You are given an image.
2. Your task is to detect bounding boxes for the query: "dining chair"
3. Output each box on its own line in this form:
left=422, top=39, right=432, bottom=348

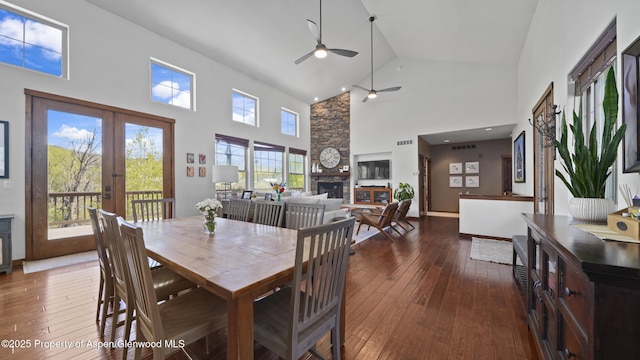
left=131, top=198, right=176, bottom=222
left=253, top=217, right=356, bottom=360
left=88, top=207, right=114, bottom=338
left=356, top=201, right=401, bottom=241
left=394, top=199, right=415, bottom=231
left=253, top=200, right=285, bottom=227
left=118, top=220, right=228, bottom=360
left=284, top=202, right=325, bottom=229
left=132, top=198, right=176, bottom=269
left=226, top=199, right=251, bottom=221
left=98, top=209, right=195, bottom=352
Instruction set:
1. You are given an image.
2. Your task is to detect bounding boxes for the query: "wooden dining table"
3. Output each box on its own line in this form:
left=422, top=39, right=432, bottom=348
left=138, top=215, right=345, bottom=359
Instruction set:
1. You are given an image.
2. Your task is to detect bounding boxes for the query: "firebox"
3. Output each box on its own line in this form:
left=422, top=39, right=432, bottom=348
left=317, top=182, right=344, bottom=199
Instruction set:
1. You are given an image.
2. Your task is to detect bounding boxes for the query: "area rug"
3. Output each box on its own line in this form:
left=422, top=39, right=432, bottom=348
left=470, top=237, right=516, bottom=265
left=22, top=250, right=98, bottom=274
left=352, top=222, right=382, bottom=244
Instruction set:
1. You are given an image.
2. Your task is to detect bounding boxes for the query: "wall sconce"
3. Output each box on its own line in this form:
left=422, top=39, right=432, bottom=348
left=529, top=104, right=561, bottom=148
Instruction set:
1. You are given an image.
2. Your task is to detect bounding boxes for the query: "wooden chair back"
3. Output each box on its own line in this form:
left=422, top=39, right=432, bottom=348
left=131, top=198, right=176, bottom=222
left=118, top=220, right=166, bottom=346
left=396, top=199, right=410, bottom=220
left=379, top=202, right=399, bottom=227
left=285, top=202, right=326, bottom=229
left=227, top=199, right=251, bottom=221
left=88, top=207, right=113, bottom=337
left=99, top=209, right=129, bottom=298
left=88, top=207, right=111, bottom=281
left=253, top=200, right=284, bottom=227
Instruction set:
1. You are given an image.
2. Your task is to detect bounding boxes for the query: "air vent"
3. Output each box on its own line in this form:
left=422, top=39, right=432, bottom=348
left=396, top=140, right=413, bottom=146
left=452, top=144, right=476, bottom=150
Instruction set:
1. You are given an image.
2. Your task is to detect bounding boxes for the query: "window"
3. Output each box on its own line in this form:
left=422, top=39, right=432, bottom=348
left=0, top=3, right=67, bottom=77
left=232, top=90, right=257, bottom=126
left=215, top=134, right=248, bottom=191
left=569, top=20, right=617, bottom=201
left=288, top=148, right=306, bottom=191
left=254, top=141, right=284, bottom=190
left=281, top=108, right=298, bottom=136
left=151, top=59, right=194, bottom=110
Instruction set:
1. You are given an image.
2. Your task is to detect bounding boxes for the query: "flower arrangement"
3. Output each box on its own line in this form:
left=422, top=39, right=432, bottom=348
left=270, top=181, right=286, bottom=201
left=195, top=198, right=222, bottom=220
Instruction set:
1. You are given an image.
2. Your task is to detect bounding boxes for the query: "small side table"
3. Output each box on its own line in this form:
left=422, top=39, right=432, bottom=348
left=0, top=214, right=15, bottom=275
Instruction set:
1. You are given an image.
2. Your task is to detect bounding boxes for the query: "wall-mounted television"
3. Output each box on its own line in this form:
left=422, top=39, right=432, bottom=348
left=357, top=160, right=390, bottom=180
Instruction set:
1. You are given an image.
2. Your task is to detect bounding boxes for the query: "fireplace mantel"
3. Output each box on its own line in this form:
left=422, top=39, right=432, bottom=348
left=310, top=171, right=350, bottom=178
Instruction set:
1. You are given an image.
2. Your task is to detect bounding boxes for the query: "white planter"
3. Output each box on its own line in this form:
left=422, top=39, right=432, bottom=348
left=568, top=198, right=615, bottom=221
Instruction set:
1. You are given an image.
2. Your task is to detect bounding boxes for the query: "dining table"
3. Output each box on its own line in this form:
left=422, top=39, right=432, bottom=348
left=138, top=215, right=345, bottom=359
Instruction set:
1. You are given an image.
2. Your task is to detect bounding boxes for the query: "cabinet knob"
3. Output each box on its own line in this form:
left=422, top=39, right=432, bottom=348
left=564, top=287, right=577, bottom=297
left=564, top=348, right=575, bottom=358
left=534, top=280, right=543, bottom=302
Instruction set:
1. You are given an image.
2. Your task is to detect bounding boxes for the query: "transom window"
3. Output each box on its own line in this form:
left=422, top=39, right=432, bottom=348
left=0, top=3, right=67, bottom=77
left=150, top=59, right=194, bottom=110
left=232, top=90, right=258, bottom=126
left=281, top=108, right=298, bottom=136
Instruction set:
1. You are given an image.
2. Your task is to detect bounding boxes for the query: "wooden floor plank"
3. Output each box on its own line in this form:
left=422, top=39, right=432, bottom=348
left=0, top=216, right=538, bottom=360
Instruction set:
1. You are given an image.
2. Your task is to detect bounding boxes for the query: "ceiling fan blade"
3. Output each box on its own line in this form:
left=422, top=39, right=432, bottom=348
left=352, top=84, right=370, bottom=92
left=294, top=50, right=316, bottom=64
left=307, top=19, right=321, bottom=44
left=362, top=96, right=369, bottom=103
left=378, top=86, right=402, bottom=92
left=328, top=48, right=359, bottom=58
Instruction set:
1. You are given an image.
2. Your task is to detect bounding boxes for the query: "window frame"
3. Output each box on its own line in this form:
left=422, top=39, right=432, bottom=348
left=281, top=108, right=298, bottom=136
left=288, top=147, right=306, bottom=191
left=0, top=2, right=68, bottom=78
left=215, top=134, right=248, bottom=191
left=232, top=89, right=259, bottom=126
left=253, top=141, right=284, bottom=190
left=150, top=57, right=195, bottom=110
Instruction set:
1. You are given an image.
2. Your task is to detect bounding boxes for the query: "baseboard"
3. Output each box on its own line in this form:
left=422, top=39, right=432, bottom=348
left=459, top=233, right=511, bottom=241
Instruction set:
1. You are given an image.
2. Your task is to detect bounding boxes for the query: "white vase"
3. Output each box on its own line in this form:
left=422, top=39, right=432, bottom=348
left=568, top=197, right=615, bottom=221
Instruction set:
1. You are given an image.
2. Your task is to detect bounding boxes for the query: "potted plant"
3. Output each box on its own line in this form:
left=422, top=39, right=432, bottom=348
left=394, top=182, right=415, bottom=201
left=555, top=66, right=626, bottom=220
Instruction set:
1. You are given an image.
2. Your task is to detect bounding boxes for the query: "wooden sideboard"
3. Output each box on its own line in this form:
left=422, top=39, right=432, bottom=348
left=353, top=187, right=392, bottom=205
left=522, top=214, right=640, bottom=359
left=0, top=214, right=14, bottom=275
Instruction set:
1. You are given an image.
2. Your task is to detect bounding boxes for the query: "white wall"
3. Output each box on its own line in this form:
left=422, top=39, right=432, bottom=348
left=516, top=0, right=640, bottom=215
left=0, top=0, right=310, bottom=260
left=351, top=58, right=518, bottom=217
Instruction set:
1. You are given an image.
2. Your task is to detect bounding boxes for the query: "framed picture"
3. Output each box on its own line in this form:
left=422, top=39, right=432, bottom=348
left=0, top=121, right=8, bottom=179
left=514, top=131, right=526, bottom=183
left=198, top=167, right=206, bottom=177
left=187, top=166, right=194, bottom=177
left=264, top=193, right=273, bottom=201
left=449, top=162, right=462, bottom=174
left=465, top=175, right=479, bottom=188
left=342, top=165, right=350, bottom=172
left=622, top=37, right=640, bottom=172
left=449, top=176, right=463, bottom=188
left=199, top=153, right=206, bottom=164
left=465, top=161, right=479, bottom=174
left=186, top=153, right=194, bottom=163
left=241, top=190, right=253, bottom=200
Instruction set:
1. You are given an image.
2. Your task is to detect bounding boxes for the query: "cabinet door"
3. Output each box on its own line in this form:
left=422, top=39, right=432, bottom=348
left=355, top=190, right=371, bottom=204
left=373, top=190, right=390, bottom=204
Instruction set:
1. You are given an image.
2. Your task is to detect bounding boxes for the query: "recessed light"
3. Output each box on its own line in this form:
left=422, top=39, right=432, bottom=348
left=314, top=97, right=318, bottom=101
left=485, top=128, right=493, bottom=131
left=341, top=87, right=346, bottom=92
left=444, top=139, right=450, bottom=143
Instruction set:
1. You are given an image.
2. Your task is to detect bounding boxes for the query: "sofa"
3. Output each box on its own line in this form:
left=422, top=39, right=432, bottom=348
left=250, top=191, right=348, bottom=224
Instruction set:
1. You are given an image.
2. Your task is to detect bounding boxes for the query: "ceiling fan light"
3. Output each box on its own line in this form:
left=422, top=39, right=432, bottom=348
left=367, top=91, right=377, bottom=99
left=314, top=48, right=328, bottom=59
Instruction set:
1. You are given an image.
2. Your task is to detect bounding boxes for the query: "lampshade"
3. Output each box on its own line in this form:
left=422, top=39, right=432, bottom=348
left=211, top=165, right=238, bottom=183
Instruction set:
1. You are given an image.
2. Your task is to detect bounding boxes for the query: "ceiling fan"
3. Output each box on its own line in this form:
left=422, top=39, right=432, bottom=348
left=353, top=16, right=401, bottom=102
left=294, top=0, right=358, bottom=65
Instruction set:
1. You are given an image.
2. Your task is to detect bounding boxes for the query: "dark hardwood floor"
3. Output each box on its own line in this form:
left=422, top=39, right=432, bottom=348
left=0, top=216, right=537, bottom=359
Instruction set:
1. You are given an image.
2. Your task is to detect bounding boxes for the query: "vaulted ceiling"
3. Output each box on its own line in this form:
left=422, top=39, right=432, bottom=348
left=86, top=0, right=539, bottom=104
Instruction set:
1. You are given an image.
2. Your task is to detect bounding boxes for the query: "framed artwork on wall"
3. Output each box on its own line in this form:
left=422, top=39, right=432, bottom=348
left=0, top=121, right=7, bottom=179
left=514, top=131, right=526, bottom=183
left=198, top=167, right=206, bottom=177
left=449, top=176, right=462, bottom=188
left=466, top=175, right=479, bottom=188
left=449, top=162, right=462, bottom=174
left=465, top=161, right=479, bottom=174
left=187, top=152, right=194, bottom=163
left=199, top=154, right=206, bottom=164
left=187, top=166, right=194, bottom=177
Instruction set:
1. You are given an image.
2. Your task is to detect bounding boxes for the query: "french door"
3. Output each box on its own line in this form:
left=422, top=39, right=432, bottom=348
left=26, top=91, right=174, bottom=260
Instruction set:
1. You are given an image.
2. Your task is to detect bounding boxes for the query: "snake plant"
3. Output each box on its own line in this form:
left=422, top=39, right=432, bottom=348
left=555, top=67, right=626, bottom=198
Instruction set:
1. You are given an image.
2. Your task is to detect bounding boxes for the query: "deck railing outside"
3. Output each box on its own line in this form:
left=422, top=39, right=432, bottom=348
left=48, top=190, right=163, bottom=228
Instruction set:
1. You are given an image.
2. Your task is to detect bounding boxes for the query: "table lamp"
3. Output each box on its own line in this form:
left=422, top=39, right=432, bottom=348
left=212, top=165, right=238, bottom=199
